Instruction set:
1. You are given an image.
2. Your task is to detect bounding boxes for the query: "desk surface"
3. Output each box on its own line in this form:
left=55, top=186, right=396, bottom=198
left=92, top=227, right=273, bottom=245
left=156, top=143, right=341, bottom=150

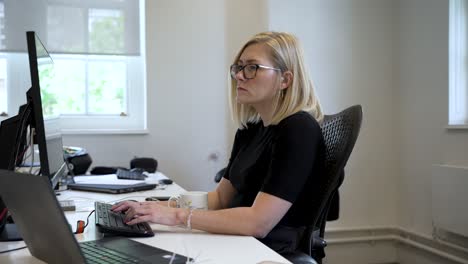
left=0, top=172, right=290, bottom=264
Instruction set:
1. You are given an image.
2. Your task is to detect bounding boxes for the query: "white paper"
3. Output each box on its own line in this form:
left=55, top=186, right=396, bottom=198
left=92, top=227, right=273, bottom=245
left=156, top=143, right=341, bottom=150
left=72, top=171, right=169, bottom=185
left=146, top=172, right=168, bottom=183
left=73, top=174, right=145, bottom=185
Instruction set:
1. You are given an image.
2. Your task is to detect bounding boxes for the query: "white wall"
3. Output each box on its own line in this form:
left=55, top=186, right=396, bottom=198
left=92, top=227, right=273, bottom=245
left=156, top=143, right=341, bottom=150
left=396, top=0, right=468, bottom=236
left=268, top=0, right=468, bottom=240
left=268, top=0, right=399, bottom=228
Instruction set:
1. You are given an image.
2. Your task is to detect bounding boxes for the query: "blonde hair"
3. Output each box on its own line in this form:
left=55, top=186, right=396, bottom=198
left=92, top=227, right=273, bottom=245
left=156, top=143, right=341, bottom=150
left=229, top=31, right=323, bottom=128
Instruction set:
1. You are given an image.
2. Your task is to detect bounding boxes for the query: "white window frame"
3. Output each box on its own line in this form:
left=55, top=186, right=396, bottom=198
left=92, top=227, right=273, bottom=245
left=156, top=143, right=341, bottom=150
left=0, top=53, right=32, bottom=122
left=0, top=0, right=147, bottom=134
left=0, top=55, right=7, bottom=117
left=449, top=0, right=468, bottom=129
left=57, top=54, right=147, bottom=134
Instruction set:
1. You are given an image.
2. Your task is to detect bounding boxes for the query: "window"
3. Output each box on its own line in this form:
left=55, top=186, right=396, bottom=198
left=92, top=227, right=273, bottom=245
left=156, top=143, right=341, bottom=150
left=0, top=2, right=6, bottom=117
left=0, top=0, right=146, bottom=133
left=449, top=0, right=468, bottom=127
left=0, top=57, right=6, bottom=117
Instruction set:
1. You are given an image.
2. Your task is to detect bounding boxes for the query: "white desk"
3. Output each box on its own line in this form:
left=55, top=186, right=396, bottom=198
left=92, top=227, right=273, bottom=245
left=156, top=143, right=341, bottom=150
left=0, top=172, right=291, bottom=264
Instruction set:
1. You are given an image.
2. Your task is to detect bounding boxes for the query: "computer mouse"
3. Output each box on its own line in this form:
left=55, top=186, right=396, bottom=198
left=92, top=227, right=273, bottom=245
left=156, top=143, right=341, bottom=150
left=159, top=179, right=173, bottom=185
left=145, top=196, right=170, bottom=201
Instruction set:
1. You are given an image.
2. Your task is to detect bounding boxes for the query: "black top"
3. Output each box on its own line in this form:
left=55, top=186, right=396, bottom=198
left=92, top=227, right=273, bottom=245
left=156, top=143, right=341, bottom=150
left=224, top=111, right=325, bottom=228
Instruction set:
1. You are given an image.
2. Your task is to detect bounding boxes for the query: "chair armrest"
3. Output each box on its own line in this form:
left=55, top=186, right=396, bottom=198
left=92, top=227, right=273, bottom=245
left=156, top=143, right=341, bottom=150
left=311, top=234, right=327, bottom=249
left=282, top=251, right=318, bottom=264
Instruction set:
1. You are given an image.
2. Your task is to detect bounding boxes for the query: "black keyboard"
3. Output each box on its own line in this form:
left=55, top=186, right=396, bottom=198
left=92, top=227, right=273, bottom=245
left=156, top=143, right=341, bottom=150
left=116, top=168, right=146, bottom=180
left=95, top=202, right=154, bottom=237
left=81, top=240, right=139, bottom=264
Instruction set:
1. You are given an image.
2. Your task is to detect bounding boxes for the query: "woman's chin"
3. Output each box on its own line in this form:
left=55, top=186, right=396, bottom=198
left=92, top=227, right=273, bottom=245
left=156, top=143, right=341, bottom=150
left=236, top=98, right=252, bottom=105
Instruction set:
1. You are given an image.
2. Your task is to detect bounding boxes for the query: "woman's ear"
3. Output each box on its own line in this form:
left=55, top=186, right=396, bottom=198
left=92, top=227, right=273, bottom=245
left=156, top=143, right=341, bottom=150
left=280, top=71, right=293, bottom=89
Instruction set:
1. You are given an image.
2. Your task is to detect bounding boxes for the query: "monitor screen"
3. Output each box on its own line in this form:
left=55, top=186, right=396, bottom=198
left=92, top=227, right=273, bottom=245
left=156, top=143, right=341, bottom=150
left=26, top=31, right=67, bottom=188
left=0, top=115, right=22, bottom=170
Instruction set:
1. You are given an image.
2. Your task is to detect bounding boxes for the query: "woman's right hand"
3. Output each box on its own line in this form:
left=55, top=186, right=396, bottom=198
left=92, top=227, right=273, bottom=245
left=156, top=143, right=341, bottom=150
left=111, top=200, right=186, bottom=226
left=111, top=200, right=141, bottom=213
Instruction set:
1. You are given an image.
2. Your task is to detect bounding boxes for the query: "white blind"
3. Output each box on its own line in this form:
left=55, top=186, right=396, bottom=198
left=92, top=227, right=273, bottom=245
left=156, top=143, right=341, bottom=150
left=0, top=0, right=140, bottom=55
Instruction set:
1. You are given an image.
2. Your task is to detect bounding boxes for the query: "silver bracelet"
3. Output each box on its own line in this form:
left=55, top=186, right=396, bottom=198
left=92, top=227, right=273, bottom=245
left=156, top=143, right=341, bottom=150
left=186, top=208, right=195, bottom=230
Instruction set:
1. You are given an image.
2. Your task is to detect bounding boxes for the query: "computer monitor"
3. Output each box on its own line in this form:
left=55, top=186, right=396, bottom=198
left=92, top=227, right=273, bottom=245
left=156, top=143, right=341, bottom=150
left=0, top=113, right=23, bottom=170
left=25, top=31, right=68, bottom=188
left=0, top=31, right=67, bottom=241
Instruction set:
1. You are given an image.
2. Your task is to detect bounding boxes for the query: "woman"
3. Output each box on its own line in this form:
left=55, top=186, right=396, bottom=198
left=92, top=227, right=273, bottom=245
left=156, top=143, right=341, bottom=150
left=112, top=31, right=325, bottom=256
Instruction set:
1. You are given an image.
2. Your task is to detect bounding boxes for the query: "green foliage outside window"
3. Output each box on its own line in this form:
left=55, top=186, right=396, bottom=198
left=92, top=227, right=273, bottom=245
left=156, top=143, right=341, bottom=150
left=89, top=13, right=124, bottom=54
left=37, top=10, right=127, bottom=117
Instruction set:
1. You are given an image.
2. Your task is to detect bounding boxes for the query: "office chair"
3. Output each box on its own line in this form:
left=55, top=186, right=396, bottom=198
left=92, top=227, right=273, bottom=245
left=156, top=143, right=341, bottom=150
left=214, top=167, right=226, bottom=183
left=284, top=105, right=363, bottom=264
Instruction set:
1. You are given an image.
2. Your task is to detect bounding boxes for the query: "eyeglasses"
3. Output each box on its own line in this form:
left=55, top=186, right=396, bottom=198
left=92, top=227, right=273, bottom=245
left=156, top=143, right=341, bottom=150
left=230, top=64, right=281, bottom=80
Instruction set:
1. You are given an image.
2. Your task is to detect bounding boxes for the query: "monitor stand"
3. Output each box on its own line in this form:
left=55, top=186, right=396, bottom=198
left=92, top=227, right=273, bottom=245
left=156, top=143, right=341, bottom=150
left=0, top=224, right=22, bottom=241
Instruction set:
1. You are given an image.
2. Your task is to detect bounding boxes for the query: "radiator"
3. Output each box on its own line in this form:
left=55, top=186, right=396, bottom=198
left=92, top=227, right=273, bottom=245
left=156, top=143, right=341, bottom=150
left=431, top=164, right=468, bottom=238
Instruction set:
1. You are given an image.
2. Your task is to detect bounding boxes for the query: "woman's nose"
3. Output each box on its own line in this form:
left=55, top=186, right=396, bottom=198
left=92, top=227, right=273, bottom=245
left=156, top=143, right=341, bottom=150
left=235, top=69, right=246, bottom=81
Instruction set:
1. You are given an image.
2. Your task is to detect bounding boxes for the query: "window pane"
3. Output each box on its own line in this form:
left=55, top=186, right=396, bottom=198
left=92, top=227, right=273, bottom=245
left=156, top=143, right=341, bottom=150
left=0, top=58, right=6, bottom=115
left=45, top=58, right=86, bottom=115
left=89, top=9, right=124, bottom=54
left=38, top=61, right=60, bottom=119
left=48, top=6, right=86, bottom=53
left=449, top=0, right=468, bottom=125
left=88, top=60, right=126, bottom=114
left=0, top=2, right=5, bottom=50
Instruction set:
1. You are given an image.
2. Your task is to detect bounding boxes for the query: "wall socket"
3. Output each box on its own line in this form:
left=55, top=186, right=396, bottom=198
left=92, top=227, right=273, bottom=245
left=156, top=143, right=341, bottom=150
left=208, top=151, right=220, bottom=162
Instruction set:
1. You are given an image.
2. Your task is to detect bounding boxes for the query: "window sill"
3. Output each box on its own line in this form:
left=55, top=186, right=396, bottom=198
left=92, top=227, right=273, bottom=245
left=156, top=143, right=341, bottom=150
left=61, top=129, right=149, bottom=135
left=446, top=124, right=468, bottom=130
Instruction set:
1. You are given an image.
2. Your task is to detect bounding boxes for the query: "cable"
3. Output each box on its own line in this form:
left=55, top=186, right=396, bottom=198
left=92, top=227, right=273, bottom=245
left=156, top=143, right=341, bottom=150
left=12, top=104, right=32, bottom=169
left=84, top=210, right=95, bottom=228
left=28, top=127, right=35, bottom=174
left=0, top=246, right=28, bottom=254
left=0, top=208, right=7, bottom=221
left=106, top=196, right=148, bottom=204
left=74, top=210, right=95, bottom=234
left=58, top=196, right=99, bottom=201
left=20, top=127, right=33, bottom=163
left=13, top=127, right=33, bottom=174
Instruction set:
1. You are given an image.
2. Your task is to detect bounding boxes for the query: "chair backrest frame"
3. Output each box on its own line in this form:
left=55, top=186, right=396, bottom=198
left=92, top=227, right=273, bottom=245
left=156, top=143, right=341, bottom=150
left=300, top=105, right=363, bottom=257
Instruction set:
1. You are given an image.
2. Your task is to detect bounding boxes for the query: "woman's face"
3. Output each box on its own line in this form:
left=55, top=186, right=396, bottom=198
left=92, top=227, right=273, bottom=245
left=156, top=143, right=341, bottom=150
left=234, top=43, right=281, bottom=107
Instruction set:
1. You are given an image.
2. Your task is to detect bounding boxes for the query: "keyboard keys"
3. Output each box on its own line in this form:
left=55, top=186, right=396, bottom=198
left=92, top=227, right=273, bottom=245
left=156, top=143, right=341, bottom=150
left=81, top=241, right=139, bottom=264
left=94, top=202, right=154, bottom=237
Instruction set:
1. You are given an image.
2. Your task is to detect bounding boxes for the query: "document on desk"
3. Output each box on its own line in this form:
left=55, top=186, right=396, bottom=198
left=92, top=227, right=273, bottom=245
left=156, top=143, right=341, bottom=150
left=148, top=172, right=169, bottom=182
left=73, top=174, right=145, bottom=185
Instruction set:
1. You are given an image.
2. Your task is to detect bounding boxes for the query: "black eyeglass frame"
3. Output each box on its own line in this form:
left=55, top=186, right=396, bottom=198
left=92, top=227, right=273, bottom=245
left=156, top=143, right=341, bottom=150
left=230, top=64, right=281, bottom=80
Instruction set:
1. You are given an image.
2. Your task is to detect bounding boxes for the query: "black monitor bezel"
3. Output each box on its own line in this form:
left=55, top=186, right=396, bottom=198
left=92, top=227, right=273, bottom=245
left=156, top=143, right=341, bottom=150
left=26, top=31, right=68, bottom=189
left=26, top=31, right=51, bottom=177
left=0, top=115, right=22, bottom=170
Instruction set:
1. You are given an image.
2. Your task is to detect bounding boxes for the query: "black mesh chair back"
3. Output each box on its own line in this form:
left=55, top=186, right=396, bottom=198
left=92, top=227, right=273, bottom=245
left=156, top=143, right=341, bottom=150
left=297, top=105, right=363, bottom=263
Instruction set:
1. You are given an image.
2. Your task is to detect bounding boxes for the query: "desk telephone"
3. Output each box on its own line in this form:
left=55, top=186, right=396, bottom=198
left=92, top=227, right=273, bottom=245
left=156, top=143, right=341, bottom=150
left=63, top=146, right=92, bottom=175
left=63, top=147, right=158, bottom=178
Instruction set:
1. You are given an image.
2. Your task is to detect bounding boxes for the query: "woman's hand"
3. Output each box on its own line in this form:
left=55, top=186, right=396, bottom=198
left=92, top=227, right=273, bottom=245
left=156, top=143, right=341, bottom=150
left=111, top=200, right=140, bottom=213
left=111, top=201, right=185, bottom=226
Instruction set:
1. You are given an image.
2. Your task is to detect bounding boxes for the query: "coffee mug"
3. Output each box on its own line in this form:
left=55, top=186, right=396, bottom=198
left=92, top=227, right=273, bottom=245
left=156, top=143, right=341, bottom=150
left=168, top=191, right=208, bottom=210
